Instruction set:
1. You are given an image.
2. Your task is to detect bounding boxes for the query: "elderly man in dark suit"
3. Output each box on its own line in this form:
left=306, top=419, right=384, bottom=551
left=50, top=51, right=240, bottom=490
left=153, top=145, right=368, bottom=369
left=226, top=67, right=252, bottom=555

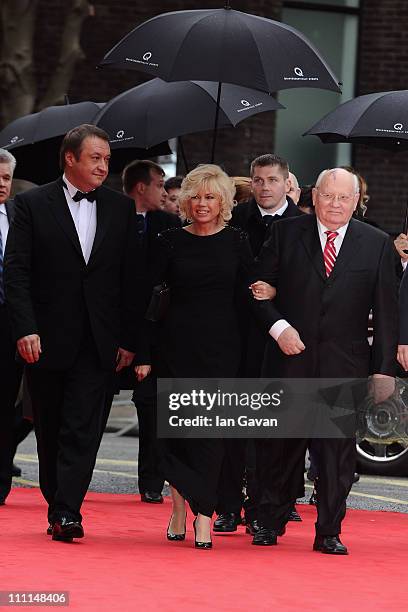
left=0, top=149, right=24, bottom=505
left=115, top=160, right=181, bottom=504
left=252, top=167, right=397, bottom=554
left=214, top=154, right=303, bottom=535
left=4, top=125, right=148, bottom=541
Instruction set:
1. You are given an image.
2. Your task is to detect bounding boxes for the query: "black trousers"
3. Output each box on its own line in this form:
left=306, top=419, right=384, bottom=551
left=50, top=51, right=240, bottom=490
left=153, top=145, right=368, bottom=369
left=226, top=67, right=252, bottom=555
left=0, top=308, right=23, bottom=501
left=256, top=437, right=356, bottom=535
left=25, top=330, right=113, bottom=523
left=216, top=439, right=246, bottom=515
left=133, top=394, right=164, bottom=493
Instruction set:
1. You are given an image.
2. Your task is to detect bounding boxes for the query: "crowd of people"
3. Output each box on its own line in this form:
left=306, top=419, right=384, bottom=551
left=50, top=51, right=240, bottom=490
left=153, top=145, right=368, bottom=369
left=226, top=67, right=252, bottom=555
left=0, top=123, right=406, bottom=555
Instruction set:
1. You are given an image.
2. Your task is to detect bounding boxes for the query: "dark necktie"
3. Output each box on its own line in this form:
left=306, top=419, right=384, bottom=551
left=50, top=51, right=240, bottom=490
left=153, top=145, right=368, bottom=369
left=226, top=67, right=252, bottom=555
left=263, top=214, right=275, bottom=226
left=0, top=228, right=4, bottom=305
left=136, top=214, right=147, bottom=235
left=72, top=189, right=97, bottom=203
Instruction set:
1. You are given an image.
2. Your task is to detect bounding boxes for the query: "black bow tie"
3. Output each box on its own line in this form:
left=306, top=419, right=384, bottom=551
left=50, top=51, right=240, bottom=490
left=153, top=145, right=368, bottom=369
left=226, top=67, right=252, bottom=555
left=72, top=189, right=97, bottom=203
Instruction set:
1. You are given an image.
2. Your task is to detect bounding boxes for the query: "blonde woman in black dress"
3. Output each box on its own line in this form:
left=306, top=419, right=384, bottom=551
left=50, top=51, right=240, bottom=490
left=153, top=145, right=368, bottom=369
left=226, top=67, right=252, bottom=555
left=137, top=164, right=254, bottom=549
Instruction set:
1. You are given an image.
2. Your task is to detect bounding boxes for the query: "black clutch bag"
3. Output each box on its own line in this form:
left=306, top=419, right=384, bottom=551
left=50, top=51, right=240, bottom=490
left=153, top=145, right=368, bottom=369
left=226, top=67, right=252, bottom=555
left=145, top=283, right=170, bottom=321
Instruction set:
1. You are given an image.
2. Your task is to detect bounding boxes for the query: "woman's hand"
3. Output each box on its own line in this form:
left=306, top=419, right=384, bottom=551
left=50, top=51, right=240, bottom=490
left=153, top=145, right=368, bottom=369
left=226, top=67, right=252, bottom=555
left=135, top=364, right=151, bottom=382
left=250, top=281, right=276, bottom=301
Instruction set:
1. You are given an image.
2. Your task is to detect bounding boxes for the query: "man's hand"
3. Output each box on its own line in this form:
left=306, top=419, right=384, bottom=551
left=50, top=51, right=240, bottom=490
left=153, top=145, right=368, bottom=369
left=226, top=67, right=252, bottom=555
left=116, top=347, right=135, bottom=372
left=250, top=281, right=277, bottom=301
left=277, top=326, right=305, bottom=355
left=370, top=374, right=396, bottom=404
left=17, top=334, right=41, bottom=363
left=397, top=344, right=408, bottom=371
left=394, top=233, right=408, bottom=262
left=134, top=365, right=151, bottom=382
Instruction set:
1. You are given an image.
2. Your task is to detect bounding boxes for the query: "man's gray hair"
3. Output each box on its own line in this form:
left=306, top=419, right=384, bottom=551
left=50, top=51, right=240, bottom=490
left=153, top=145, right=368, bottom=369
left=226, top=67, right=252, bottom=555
left=0, top=148, right=17, bottom=173
left=315, top=168, right=359, bottom=193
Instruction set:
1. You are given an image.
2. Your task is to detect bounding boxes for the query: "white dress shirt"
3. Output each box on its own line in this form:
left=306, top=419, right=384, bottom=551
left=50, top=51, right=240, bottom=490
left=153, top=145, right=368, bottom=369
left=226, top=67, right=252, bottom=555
left=0, top=203, right=9, bottom=255
left=257, top=199, right=289, bottom=219
left=63, top=174, right=97, bottom=264
left=269, top=218, right=349, bottom=341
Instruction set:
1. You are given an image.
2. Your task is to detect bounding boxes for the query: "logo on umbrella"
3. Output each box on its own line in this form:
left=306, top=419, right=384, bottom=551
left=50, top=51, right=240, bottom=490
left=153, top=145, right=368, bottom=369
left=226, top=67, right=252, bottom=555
left=10, top=136, right=19, bottom=144
left=143, top=51, right=152, bottom=61
left=241, top=100, right=251, bottom=107
left=394, top=123, right=403, bottom=131
left=116, top=130, right=125, bottom=139
left=294, top=67, right=304, bottom=77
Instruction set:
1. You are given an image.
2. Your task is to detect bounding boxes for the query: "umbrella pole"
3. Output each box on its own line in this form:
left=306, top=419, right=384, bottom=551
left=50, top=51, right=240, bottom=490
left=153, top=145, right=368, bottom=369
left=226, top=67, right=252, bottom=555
left=403, top=197, right=408, bottom=235
left=210, top=82, right=223, bottom=164
left=179, top=136, right=189, bottom=174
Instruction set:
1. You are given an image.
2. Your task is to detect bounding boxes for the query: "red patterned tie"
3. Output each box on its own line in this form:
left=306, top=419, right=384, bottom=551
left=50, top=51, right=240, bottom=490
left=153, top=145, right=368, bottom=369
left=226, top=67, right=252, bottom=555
left=323, top=230, right=338, bottom=277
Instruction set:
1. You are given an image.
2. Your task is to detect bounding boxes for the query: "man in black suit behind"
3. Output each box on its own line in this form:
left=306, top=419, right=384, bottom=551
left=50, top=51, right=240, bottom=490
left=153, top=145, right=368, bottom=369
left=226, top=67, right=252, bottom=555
left=112, top=160, right=181, bottom=504
left=0, top=149, right=23, bottom=505
left=252, top=167, right=397, bottom=553
left=4, top=125, right=147, bottom=541
left=215, top=154, right=303, bottom=534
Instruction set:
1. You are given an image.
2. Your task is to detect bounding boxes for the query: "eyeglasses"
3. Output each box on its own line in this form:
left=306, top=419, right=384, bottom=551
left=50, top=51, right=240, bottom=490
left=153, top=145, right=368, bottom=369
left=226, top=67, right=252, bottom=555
left=317, top=191, right=356, bottom=204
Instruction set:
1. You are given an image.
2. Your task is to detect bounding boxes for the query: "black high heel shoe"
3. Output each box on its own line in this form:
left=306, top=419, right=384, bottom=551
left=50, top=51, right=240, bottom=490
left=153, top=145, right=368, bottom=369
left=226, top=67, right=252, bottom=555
left=167, top=513, right=186, bottom=541
left=193, top=518, right=212, bottom=549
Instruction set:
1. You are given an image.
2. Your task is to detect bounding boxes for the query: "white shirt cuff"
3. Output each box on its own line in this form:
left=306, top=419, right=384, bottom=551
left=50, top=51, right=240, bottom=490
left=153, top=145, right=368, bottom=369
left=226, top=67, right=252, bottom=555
left=269, top=320, right=291, bottom=341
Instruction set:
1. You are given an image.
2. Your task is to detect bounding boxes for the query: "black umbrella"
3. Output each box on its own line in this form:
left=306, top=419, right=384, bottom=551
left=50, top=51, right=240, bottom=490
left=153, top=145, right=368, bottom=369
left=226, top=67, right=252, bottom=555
left=304, top=90, right=408, bottom=231
left=0, top=101, right=105, bottom=150
left=99, top=6, right=340, bottom=160
left=304, top=90, right=408, bottom=149
left=94, top=78, right=283, bottom=169
left=99, top=6, right=340, bottom=94
left=0, top=102, right=171, bottom=184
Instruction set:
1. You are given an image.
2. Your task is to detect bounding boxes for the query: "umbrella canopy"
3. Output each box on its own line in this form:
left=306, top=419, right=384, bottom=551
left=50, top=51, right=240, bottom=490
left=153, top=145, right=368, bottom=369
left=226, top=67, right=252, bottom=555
left=94, top=78, right=283, bottom=150
left=99, top=7, right=341, bottom=94
left=0, top=101, right=105, bottom=150
left=304, top=90, right=408, bottom=150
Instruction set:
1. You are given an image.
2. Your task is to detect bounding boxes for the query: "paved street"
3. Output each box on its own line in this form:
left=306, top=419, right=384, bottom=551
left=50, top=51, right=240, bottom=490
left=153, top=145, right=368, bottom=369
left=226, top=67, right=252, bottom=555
left=12, top=393, right=408, bottom=515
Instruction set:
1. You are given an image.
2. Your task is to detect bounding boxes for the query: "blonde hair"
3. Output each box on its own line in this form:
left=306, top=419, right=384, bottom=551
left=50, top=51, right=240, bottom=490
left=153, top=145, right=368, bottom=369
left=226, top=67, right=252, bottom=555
left=232, top=176, right=252, bottom=203
left=179, top=164, right=236, bottom=223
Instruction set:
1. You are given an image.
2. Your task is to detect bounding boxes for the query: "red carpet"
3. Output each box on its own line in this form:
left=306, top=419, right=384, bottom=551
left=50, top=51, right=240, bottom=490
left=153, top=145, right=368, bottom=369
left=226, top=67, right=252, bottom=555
left=1, top=488, right=407, bottom=611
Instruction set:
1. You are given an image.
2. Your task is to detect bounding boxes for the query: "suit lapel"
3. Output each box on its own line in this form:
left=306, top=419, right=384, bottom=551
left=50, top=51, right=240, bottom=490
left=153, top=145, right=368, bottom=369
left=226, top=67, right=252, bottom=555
left=5, top=199, right=15, bottom=223
left=301, top=217, right=326, bottom=281
left=329, top=219, right=363, bottom=282
left=88, top=186, right=113, bottom=264
left=48, top=179, right=84, bottom=260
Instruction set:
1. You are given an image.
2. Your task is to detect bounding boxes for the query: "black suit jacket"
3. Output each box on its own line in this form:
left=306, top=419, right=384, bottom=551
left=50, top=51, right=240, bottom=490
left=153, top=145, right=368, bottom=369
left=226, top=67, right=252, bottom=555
left=4, top=178, right=143, bottom=370
left=231, top=197, right=302, bottom=257
left=254, top=214, right=398, bottom=378
left=398, top=266, right=408, bottom=343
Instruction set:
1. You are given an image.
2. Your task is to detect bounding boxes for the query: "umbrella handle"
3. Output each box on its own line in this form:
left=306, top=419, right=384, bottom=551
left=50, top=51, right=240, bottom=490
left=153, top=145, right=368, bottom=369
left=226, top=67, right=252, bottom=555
left=179, top=136, right=189, bottom=174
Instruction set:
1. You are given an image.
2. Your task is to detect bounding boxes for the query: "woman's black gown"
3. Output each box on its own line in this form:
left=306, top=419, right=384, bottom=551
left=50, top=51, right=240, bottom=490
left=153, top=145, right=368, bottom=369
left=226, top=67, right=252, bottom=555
left=149, top=226, right=253, bottom=517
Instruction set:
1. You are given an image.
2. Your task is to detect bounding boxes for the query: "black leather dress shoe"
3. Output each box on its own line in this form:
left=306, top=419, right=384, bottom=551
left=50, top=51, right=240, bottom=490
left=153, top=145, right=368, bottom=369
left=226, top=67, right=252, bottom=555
left=52, top=518, right=84, bottom=542
left=213, top=512, right=242, bottom=532
left=141, top=491, right=164, bottom=504
left=288, top=507, right=302, bottom=522
left=252, top=527, right=281, bottom=546
left=245, top=519, right=260, bottom=535
left=12, top=464, right=22, bottom=477
left=309, top=488, right=318, bottom=505
left=313, top=535, right=348, bottom=555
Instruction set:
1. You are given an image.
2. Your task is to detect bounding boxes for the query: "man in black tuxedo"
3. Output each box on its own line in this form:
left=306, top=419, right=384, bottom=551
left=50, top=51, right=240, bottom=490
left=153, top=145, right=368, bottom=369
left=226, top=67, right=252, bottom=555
left=117, top=160, right=181, bottom=504
left=4, top=125, right=147, bottom=541
left=0, top=149, right=24, bottom=505
left=214, top=154, right=303, bottom=534
left=252, top=167, right=397, bottom=553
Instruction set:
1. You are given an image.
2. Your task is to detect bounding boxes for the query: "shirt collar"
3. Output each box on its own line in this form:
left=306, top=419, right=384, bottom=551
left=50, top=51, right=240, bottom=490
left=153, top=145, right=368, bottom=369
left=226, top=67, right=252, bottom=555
left=316, top=217, right=349, bottom=240
left=62, top=174, right=97, bottom=200
left=0, top=203, right=7, bottom=215
left=256, top=199, right=289, bottom=218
